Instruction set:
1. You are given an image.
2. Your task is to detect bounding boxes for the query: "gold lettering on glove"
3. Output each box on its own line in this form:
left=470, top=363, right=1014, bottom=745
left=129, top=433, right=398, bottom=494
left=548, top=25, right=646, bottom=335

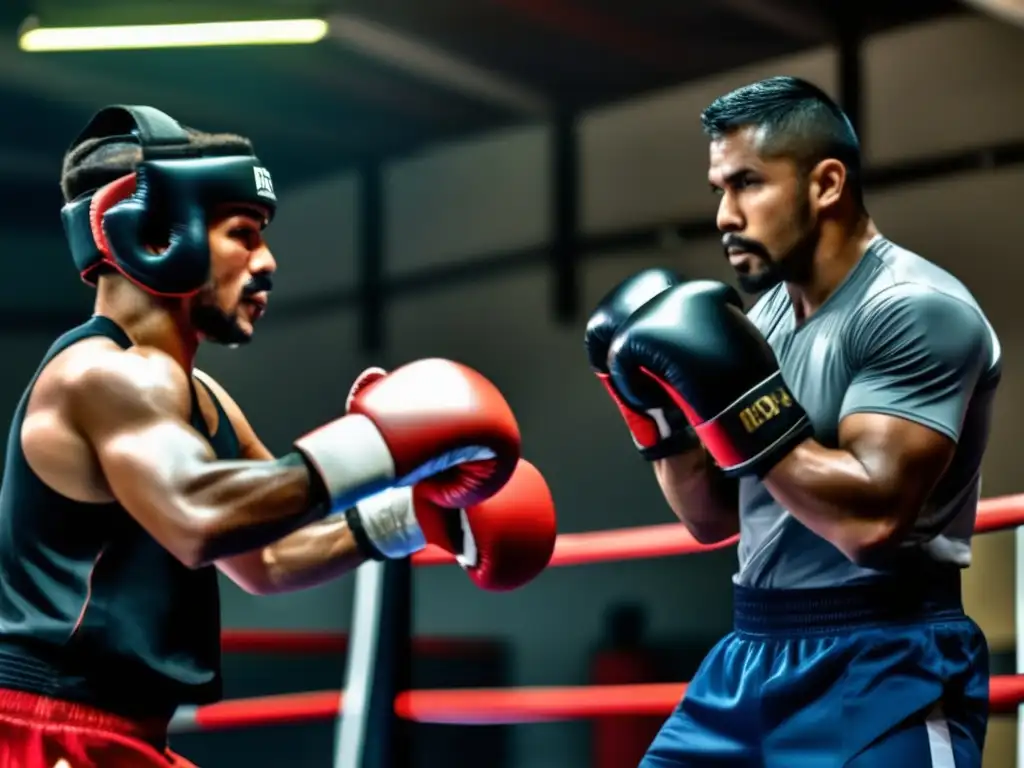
left=739, top=389, right=794, bottom=434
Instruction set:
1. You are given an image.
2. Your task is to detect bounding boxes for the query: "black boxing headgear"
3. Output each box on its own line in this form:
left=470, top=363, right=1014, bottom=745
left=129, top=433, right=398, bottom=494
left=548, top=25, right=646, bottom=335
left=60, top=105, right=277, bottom=297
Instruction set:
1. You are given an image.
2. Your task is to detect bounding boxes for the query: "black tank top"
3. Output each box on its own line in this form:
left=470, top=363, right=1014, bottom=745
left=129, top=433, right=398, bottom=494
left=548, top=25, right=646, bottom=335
left=0, top=315, right=239, bottom=720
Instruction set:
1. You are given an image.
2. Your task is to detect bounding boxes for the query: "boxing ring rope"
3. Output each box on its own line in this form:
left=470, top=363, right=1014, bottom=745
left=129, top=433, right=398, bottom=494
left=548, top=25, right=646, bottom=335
left=172, top=493, right=1024, bottom=740
left=412, top=493, right=1024, bottom=567
left=169, top=673, right=1024, bottom=734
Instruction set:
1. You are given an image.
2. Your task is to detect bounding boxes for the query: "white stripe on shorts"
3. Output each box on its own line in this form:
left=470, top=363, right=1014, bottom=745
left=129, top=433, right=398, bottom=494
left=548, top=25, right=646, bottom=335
left=925, top=702, right=955, bottom=767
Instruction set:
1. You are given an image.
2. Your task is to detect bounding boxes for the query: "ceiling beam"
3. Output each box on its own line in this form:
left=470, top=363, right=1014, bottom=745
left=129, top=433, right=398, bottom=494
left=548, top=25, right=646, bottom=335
left=266, top=43, right=508, bottom=130
left=493, top=0, right=751, bottom=73
left=717, top=0, right=830, bottom=41
left=494, top=0, right=672, bottom=68
left=324, top=13, right=552, bottom=117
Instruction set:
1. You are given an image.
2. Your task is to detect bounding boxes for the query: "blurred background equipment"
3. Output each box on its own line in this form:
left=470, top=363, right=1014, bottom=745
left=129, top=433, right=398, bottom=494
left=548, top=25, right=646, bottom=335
left=589, top=603, right=664, bottom=768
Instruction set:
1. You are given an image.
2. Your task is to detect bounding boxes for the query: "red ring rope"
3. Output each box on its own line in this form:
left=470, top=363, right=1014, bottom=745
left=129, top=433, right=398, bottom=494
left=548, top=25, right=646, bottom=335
left=412, top=493, right=1024, bottom=566
left=191, top=691, right=340, bottom=731
left=169, top=674, right=1024, bottom=733
left=220, top=496, right=1024, bottom=656
left=188, top=494, right=1024, bottom=738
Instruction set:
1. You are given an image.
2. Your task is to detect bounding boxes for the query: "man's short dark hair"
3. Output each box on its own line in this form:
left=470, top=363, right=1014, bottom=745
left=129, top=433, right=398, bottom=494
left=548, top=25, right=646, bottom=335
left=701, top=76, right=864, bottom=209
left=60, top=127, right=254, bottom=203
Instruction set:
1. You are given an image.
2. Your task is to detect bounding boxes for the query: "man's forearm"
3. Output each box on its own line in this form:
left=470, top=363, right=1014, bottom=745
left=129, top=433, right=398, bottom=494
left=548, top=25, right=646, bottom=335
left=764, top=439, right=907, bottom=563
left=257, top=517, right=369, bottom=593
left=183, top=452, right=329, bottom=566
left=653, top=447, right=739, bottom=543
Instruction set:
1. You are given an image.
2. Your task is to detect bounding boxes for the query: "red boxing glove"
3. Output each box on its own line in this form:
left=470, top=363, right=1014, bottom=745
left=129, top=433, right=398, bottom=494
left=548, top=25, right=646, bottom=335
left=440, top=458, right=556, bottom=591
left=345, top=366, right=387, bottom=411
left=294, top=359, right=521, bottom=513
left=348, top=459, right=556, bottom=590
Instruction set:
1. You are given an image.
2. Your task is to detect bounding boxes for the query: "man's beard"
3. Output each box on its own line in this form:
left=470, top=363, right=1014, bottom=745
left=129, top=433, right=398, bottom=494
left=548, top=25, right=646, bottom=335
left=190, top=273, right=272, bottom=347
left=734, top=258, right=783, bottom=295
left=191, top=300, right=251, bottom=347
left=727, top=198, right=818, bottom=296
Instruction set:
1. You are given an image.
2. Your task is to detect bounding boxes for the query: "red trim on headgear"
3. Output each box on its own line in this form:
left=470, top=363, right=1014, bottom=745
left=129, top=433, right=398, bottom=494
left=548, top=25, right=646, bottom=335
left=89, top=173, right=136, bottom=260
left=85, top=172, right=202, bottom=299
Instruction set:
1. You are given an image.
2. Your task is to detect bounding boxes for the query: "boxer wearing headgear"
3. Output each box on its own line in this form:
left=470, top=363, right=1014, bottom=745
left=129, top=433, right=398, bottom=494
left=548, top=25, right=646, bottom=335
left=588, top=77, right=997, bottom=766
left=0, top=106, right=557, bottom=767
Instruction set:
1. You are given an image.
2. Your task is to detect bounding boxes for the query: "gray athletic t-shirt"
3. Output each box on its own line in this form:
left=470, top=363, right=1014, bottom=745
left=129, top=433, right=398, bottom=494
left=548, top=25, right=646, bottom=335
left=738, top=235, right=1001, bottom=588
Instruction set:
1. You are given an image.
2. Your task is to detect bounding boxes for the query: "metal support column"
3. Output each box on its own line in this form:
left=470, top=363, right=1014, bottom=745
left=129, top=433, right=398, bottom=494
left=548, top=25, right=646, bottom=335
left=835, top=0, right=864, bottom=146
left=552, top=110, right=580, bottom=323
left=332, top=557, right=413, bottom=768
left=357, top=159, right=385, bottom=353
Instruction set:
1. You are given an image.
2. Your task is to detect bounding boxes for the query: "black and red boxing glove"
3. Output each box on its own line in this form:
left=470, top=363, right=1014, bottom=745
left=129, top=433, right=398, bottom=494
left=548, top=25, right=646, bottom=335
left=608, top=280, right=814, bottom=478
left=584, top=269, right=700, bottom=460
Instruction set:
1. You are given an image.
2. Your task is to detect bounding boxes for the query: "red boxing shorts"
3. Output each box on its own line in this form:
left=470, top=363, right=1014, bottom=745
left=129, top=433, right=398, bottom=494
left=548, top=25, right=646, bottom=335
left=0, top=687, right=197, bottom=767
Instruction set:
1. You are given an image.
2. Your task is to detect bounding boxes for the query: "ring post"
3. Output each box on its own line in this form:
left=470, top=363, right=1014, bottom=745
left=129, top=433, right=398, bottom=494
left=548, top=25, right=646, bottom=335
left=333, top=556, right=413, bottom=768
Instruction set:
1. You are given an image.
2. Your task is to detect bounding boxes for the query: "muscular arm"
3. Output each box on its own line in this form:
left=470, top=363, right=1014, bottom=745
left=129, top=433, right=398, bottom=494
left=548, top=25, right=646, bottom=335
left=199, top=372, right=369, bottom=595
left=652, top=446, right=739, bottom=544
left=765, top=417, right=954, bottom=564
left=766, top=288, right=993, bottom=565
left=69, top=348, right=329, bottom=569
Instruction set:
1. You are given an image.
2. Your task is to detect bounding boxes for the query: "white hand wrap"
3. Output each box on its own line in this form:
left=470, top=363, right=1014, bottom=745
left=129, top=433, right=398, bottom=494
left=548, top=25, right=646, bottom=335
left=293, top=415, right=397, bottom=512
left=355, top=487, right=426, bottom=560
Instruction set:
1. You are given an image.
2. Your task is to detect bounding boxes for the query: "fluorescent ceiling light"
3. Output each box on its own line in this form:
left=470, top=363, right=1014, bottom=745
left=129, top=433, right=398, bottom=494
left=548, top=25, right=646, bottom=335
left=19, top=18, right=329, bottom=52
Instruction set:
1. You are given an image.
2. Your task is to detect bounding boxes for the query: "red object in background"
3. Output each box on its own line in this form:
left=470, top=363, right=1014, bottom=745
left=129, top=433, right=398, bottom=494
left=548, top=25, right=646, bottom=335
left=590, top=605, right=665, bottom=768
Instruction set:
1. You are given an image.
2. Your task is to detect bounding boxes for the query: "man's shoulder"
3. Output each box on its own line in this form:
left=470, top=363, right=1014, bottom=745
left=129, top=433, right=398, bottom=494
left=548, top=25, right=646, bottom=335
left=66, top=341, right=185, bottom=388
left=41, top=340, right=191, bottom=417
left=864, top=237, right=983, bottom=313
left=857, top=276, right=987, bottom=334
left=847, top=264, right=997, bottom=372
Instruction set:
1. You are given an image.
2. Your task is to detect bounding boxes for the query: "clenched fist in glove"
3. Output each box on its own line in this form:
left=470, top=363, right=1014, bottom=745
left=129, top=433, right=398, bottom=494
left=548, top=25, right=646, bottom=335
left=609, top=280, right=814, bottom=478
left=294, top=359, right=521, bottom=514
left=585, top=269, right=700, bottom=460
left=346, top=459, right=557, bottom=590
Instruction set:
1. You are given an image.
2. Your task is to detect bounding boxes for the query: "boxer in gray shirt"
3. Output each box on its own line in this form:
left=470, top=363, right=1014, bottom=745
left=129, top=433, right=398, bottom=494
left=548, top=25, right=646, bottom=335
left=586, top=76, right=997, bottom=767
left=740, top=232, right=999, bottom=590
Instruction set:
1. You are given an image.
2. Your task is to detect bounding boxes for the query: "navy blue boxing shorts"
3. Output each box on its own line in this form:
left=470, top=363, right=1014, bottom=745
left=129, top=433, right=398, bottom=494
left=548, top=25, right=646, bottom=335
left=641, top=569, right=989, bottom=767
